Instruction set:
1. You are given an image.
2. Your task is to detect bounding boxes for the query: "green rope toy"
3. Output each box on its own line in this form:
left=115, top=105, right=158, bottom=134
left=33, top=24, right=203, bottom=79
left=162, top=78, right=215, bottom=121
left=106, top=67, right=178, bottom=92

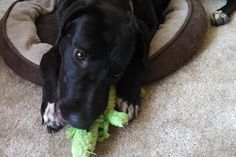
left=66, top=86, right=128, bottom=157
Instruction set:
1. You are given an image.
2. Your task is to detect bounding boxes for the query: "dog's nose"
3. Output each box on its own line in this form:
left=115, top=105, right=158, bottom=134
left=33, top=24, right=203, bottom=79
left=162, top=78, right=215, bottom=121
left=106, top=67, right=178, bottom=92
left=55, top=102, right=94, bottom=129
left=67, top=113, right=95, bottom=130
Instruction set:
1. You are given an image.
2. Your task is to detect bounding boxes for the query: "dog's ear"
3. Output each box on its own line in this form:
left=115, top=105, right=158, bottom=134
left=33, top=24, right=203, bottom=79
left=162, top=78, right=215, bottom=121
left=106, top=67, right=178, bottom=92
left=108, top=16, right=150, bottom=70
left=134, top=18, right=151, bottom=68
left=108, top=16, right=138, bottom=68
left=56, top=0, right=97, bottom=44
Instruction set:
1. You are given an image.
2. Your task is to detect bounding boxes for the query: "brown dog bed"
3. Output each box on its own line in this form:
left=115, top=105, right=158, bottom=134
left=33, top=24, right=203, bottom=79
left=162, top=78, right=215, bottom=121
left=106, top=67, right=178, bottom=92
left=0, top=0, right=207, bottom=85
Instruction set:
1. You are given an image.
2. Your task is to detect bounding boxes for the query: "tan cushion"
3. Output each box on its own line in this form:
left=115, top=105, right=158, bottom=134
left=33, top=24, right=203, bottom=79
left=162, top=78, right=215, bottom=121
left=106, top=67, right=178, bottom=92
left=6, top=0, right=58, bottom=65
left=150, top=0, right=188, bottom=57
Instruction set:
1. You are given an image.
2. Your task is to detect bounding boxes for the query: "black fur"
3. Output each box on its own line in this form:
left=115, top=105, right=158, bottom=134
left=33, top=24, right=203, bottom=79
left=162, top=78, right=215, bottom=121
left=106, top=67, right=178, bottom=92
left=40, top=0, right=170, bottom=132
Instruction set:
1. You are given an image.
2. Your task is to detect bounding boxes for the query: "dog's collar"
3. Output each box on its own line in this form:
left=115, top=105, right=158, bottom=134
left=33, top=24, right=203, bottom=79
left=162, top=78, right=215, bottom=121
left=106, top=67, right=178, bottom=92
left=129, top=0, right=134, bottom=14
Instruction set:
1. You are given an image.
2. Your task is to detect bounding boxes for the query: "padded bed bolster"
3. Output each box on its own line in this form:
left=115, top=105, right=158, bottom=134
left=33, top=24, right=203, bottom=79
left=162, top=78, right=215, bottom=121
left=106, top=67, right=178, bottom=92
left=144, top=0, right=208, bottom=83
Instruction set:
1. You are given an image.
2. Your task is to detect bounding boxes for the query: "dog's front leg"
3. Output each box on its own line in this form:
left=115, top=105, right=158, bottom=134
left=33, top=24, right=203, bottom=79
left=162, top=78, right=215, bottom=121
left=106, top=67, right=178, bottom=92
left=116, top=59, right=145, bottom=122
left=40, top=46, right=62, bottom=133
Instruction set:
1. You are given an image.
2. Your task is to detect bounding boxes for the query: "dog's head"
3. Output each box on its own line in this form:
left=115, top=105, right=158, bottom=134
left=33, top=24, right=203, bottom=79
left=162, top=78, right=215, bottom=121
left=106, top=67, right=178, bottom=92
left=54, top=1, right=146, bottom=129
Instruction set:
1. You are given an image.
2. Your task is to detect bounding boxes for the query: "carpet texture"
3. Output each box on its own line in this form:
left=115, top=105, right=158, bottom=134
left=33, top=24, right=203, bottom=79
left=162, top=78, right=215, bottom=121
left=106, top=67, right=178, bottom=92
left=0, top=0, right=236, bottom=156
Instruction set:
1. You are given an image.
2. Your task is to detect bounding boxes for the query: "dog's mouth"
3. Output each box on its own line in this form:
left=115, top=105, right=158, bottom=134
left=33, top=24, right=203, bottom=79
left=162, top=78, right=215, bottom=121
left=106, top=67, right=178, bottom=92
left=55, top=104, right=67, bottom=126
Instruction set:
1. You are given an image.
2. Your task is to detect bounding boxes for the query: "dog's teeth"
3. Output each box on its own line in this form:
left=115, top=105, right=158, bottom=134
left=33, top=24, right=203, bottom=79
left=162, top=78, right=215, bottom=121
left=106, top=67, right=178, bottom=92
left=116, top=98, right=123, bottom=108
left=128, top=105, right=134, bottom=120
left=121, top=101, right=128, bottom=113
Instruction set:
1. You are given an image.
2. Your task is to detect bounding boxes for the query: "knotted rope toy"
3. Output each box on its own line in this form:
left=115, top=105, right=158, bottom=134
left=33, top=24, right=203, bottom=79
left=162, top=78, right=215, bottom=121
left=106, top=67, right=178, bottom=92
left=66, top=86, right=128, bottom=157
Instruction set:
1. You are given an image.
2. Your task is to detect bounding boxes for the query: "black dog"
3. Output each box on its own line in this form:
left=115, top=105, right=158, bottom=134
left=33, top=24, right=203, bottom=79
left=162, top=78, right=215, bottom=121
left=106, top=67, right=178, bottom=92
left=211, top=0, right=236, bottom=26
left=40, top=0, right=170, bottom=133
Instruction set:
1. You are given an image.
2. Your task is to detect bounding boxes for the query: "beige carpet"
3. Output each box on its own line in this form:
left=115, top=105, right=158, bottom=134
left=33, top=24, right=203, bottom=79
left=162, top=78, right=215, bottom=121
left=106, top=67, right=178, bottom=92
left=0, top=0, right=236, bottom=156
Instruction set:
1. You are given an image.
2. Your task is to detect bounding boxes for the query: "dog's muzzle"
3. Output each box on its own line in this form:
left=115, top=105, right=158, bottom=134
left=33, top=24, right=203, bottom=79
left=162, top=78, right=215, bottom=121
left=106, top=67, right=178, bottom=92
left=55, top=103, right=67, bottom=126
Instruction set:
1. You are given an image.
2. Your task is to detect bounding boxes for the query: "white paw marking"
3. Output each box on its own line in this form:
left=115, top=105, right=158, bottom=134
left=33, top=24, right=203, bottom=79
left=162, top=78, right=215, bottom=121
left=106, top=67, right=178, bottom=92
left=116, top=97, right=140, bottom=121
left=134, top=105, right=139, bottom=118
left=211, top=10, right=229, bottom=26
left=128, top=105, right=134, bottom=120
left=43, top=103, right=60, bottom=127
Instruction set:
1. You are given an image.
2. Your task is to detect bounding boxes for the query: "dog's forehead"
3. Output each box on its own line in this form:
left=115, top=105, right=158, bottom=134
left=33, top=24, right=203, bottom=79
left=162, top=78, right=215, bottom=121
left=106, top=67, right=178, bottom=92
left=64, top=15, right=109, bottom=55
left=72, top=14, right=107, bottom=33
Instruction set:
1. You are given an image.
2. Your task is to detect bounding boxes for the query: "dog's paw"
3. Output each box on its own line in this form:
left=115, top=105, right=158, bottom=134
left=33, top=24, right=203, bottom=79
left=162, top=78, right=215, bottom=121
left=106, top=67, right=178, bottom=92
left=211, top=10, right=229, bottom=26
left=43, top=103, right=63, bottom=133
left=116, top=97, right=140, bottom=121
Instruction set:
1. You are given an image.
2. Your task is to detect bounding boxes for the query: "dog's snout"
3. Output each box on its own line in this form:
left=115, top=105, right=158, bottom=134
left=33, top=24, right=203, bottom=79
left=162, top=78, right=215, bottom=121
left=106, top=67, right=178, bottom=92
left=55, top=101, right=96, bottom=130
left=67, top=113, right=95, bottom=130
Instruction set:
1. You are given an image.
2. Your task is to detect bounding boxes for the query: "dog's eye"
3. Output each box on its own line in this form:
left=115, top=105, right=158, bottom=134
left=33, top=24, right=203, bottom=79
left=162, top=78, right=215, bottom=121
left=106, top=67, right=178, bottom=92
left=114, top=72, right=122, bottom=79
left=74, top=49, right=86, bottom=60
left=112, top=72, right=123, bottom=82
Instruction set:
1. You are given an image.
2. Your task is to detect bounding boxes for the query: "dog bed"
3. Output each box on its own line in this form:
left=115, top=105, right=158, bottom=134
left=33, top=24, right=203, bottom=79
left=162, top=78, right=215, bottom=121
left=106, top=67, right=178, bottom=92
left=0, top=0, right=207, bottom=85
